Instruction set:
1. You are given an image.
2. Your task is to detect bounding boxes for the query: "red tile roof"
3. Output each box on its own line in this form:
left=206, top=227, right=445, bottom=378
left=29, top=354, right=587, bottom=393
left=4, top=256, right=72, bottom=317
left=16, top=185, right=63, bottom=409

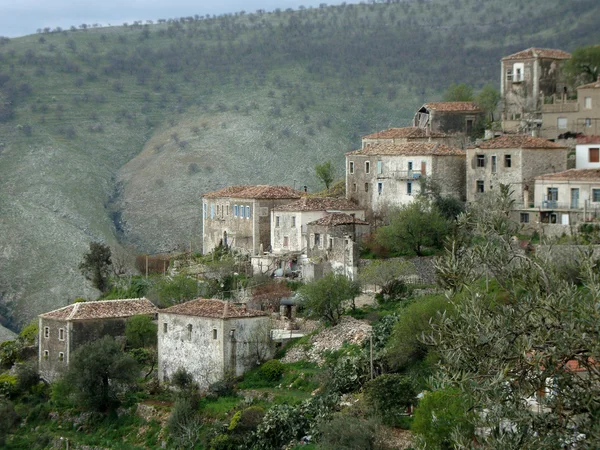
left=576, top=135, right=600, bottom=145
left=475, top=135, right=567, bottom=150
left=160, top=298, right=268, bottom=318
left=502, top=47, right=571, bottom=61
left=347, top=142, right=465, bottom=156
left=40, top=298, right=157, bottom=321
left=307, top=213, right=369, bottom=227
left=273, top=197, right=361, bottom=212
left=536, top=168, right=600, bottom=181
left=423, top=102, right=481, bottom=112
left=203, top=185, right=304, bottom=200
left=362, top=127, right=448, bottom=140
left=577, top=78, right=600, bottom=90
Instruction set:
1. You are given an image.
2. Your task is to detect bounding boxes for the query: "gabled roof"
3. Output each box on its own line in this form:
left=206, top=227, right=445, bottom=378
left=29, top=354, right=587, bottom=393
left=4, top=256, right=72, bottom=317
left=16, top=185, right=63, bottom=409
left=422, top=102, right=481, bottom=112
left=362, top=127, right=448, bottom=140
left=307, top=213, right=369, bottom=227
left=577, top=78, right=600, bottom=90
left=160, top=298, right=267, bottom=318
left=536, top=168, right=600, bottom=182
left=273, top=197, right=360, bottom=212
left=577, top=135, right=600, bottom=145
left=502, top=47, right=571, bottom=61
left=203, top=185, right=304, bottom=200
left=39, top=298, right=157, bottom=321
left=346, top=142, right=465, bottom=157
left=475, top=135, right=567, bottom=150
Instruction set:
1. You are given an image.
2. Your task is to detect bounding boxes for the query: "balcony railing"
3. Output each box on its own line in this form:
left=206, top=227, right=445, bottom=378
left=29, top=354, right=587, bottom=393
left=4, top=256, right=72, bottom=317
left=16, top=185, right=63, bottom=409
left=379, top=170, right=423, bottom=180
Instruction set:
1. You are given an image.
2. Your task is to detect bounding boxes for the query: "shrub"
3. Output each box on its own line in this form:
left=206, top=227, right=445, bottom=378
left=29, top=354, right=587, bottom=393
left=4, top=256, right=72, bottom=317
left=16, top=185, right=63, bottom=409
left=0, top=400, right=18, bottom=445
left=167, top=395, right=202, bottom=448
left=172, top=367, right=195, bottom=391
left=208, top=377, right=235, bottom=398
left=317, top=413, right=377, bottom=450
left=364, top=374, right=416, bottom=426
left=125, top=315, right=157, bottom=348
left=19, top=320, right=38, bottom=344
left=0, top=373, right=17, bottom=397
left=259, top=359, right=284, bottom=381
left=16, top=361, right=40, bottom=393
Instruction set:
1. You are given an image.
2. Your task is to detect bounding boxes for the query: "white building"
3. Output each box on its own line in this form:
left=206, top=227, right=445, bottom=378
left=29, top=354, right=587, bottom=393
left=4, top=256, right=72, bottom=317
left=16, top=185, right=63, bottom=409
left=575, top=136, right=600, bottom=169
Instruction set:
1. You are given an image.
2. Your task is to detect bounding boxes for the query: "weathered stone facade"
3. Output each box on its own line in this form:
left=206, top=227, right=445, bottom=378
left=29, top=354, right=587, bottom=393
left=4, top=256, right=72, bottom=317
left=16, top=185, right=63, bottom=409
left=466, top=135, right=568, bottom=205
left=413, top=102, right=484, bottom=135
left=202, top=186, right=303, bottom=255
left=38, top=298, right=157, bottom=382
left=158, top=299, right=271, bottom=389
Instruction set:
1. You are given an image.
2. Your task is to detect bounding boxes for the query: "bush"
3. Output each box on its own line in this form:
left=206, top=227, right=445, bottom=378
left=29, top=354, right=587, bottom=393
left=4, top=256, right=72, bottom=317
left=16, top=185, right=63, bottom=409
left=125, top=315, right=157, bottom=348
left=0, top=400, right=18, bottom=445
left=19, top=320, right=38, bottom=344
left=317, top=413, right=377, bottom=450
left=167, top=395, right=202, bottom=448
left=0, top=373, right=17, bottom=397
left=16, top=361, right=40, bottom=393
left=364, top=374, right=416, bottom=426
left=259, top=359, right=284, bottom=381
left=171, top=367, right=195, bottom=391
left=208, top=377, right=235, bottom=398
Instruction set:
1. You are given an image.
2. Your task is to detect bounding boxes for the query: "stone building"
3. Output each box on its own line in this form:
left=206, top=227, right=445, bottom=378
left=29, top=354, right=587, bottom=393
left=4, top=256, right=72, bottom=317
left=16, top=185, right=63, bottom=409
left=466, top=135, right=568, bottom=205
left=542, top=78, right=600, bottom=140
left=575, top=136, right=600, bottom=169
left=202, top=185, right=303, bottom=255
left=38, top=298, right=157, bottom=382
left=345, top=142, right=466, bottom=214
left=361, top=126, right=452, bottom=147
left=413, top=102, right=484, bottom=135
left=158, top=298, right=271, bottom=389
left=500, top=47, right=571, bottom=133
left=305, top=213, right=370, bottom=280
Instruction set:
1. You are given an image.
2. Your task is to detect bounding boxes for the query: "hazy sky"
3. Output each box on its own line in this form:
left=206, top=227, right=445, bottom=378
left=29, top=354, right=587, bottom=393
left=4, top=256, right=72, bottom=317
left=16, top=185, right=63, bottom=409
left=1, top=0, right=345, bottom=38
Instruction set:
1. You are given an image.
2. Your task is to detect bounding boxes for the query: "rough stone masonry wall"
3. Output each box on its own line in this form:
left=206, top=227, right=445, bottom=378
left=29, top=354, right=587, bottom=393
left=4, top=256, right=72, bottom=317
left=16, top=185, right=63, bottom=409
left=431, top=155, right=466, bottom=200
left=38, top=318, right=69, bottom=382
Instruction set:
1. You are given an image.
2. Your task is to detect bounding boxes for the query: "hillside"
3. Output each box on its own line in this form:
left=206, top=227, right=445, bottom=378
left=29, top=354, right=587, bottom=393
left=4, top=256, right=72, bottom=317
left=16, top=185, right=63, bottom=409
left=1, top=0, right=599, bottom=328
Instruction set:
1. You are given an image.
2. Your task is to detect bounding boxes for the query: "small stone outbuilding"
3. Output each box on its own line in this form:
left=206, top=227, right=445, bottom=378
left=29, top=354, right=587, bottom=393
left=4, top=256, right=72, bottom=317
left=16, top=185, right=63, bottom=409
left=158, top=298, right=271, bottom=389
left=38, top=298, right=157, bottom=382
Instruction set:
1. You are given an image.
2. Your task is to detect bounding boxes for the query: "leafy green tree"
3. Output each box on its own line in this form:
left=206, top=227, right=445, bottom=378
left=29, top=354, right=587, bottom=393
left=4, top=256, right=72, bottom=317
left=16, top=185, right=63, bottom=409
left=79, top=242, right=112, bottom=292
left=125, top=315, right=157, bottom=348
left=64, top=336, right=138, bottom=412
left=147, top=275, right=198, bottom=307
left=315, top=160, right=335, bottom=190
left=562, top=44, right=600, bottom=87
left=299, top=272, right=360, bottom=325
left=475, top=83, right=501, bottom=122
left=376, top=198, right=449, bottom=256
left=442, top=83, right=473, bottom=102
left=365, top=374, right=416, bottom=426
left=359, top=259, right=414, bottom=302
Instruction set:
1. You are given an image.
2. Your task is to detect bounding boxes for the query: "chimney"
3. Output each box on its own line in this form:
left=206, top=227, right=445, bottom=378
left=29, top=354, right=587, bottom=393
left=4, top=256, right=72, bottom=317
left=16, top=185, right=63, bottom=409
left=222, top=300, right=229, bottom=318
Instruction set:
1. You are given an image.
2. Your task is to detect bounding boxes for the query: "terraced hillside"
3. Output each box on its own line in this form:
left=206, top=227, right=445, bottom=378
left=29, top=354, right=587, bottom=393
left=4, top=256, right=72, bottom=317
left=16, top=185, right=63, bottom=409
left=0, top=0, right=599, bottom=329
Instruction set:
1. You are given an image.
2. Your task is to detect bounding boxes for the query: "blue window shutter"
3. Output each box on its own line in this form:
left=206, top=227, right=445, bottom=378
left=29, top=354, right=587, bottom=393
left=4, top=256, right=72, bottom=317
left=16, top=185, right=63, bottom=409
left=210, top=204, right=215, bottom=219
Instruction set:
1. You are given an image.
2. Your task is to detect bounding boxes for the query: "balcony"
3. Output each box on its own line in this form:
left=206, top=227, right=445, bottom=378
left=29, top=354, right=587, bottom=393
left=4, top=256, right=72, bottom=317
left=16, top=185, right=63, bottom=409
left=379, top=170, right=423, bottom=180
left=541, top=95, right=579, bottom=113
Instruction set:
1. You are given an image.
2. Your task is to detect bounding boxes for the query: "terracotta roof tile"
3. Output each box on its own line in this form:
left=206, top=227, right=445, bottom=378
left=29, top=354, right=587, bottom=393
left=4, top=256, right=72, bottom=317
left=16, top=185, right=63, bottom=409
left=203, top=185, right=304, bottom=200
left=160, top=298, right=268, bottom=318
left=347, top=142, right=465, bottom=156
left=307, top=213, right=369, bottom=227
left=40, top=298, right=157, bottom=321
left=577, top=78, right=600, bottom=90
left=362, top=127, right=448, bottom=140
left=502, top=47, right=571, bottom=61
left=476, top=135, right=567, bottom=150
left=576, top=135, right=600, bottom=145
left=536, top=168, right=600, bottom=181
left=423, top=102, right=481, bottom=112
left=273, top=197, right=361, bottom=212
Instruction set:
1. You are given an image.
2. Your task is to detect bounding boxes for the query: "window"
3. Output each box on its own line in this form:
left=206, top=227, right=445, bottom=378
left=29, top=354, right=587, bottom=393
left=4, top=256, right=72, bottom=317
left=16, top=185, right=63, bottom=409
left=246, top=206, right=251, bottom=218
left=408, top=161, right=413, bottom=172
left=213, top=329, right=218, bottom=340
left=217, top=205, right=220, bottom=216
left=476, top=180, right=485, bottom=193
left=364, top=183, right=369, bottom=192
left=43, top=350, right=49, bottom=360
left=226, top=205, right=230, bottom=216
left=328, top=237, right=333, bottom=249
left=590, top=148, right=599, bottom=163
left=349, top=161, right=354, bottom=174
left=291, top=216, right=296, bottom=227
left=377, top=182, right=383, bottom=194
left=593, top=189, right=600, bottom=202
left=491, top=156, right=497, bottom=173
left=476, top=154, right=485, bottom=168
left=283, top=236, right=289, bottom=248
left=585, top=118, right=592, bottom=128
left=187, top=324, right=193, bottom=340
left=203, top=203, right=207, bottom=219
left=163, top=323, right=168, bottom=333
left=58, top=352, right=64, bottom=362
left=506, top=68, right=513, bottom=82
left=407, top=181, right=412, bottom=196
left=58, top=328, right=64, bottom=341
left=466, top=119, right=473, bottom=134
left=241, top=206, right=246, bottom=218
left=504, top=154, right=512, bottom=168
left=557, top=117, right=567, bottom=130
left=513, top=63, right=524, bottom=82
left=234, top=205, right=239, bottom=217
left=377, top=161, right=383, bottom=175
left=314, top=233, right=321, bottom=248
left=210, top=204, right=215, bottom=219
left=365, top=161, right=370, bottom=173
left=44, top=327, right=49, bottom=339
left=353, top=183, right=357, bottom=192
left=520, top=213, right=529, bottom=223
left=585, top=96, right=592, bottom=109
left=547, top=187, right=558, bottom=202
left=275, top=216, right=280, bottom=227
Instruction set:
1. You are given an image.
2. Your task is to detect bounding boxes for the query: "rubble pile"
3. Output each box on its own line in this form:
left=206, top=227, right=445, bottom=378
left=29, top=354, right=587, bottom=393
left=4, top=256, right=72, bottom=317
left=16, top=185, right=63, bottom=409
left=281, top=316, right=372, bottom=365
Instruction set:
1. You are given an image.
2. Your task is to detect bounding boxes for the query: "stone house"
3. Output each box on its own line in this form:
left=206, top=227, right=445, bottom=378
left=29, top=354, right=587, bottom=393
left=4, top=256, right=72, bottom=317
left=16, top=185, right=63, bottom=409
left=157, top=298, right=271, bottom=389
left=38, top=298, right=157, bottom=382
left=516, top=168, right=600, bottom=236
left=305, top=213, right=370, bottom=280
left=466, top=135, right=568, bottom=205
left=500, top=47, right=571, bottom=133
left=361, top=126, right=453, bottom=147
left=413, top=102, right=484, bottom=135
left=542, top=78, right=600, bottom=140
left=575, top=136, right=600, bottom=169
left=202, top=185, right=303, bottom=256
left=345, top=142, right=466, bottom=214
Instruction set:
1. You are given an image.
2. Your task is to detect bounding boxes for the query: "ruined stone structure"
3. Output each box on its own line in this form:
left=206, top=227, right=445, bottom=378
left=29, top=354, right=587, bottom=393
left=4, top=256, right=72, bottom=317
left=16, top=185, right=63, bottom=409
left=466, top=135, right=568, bottom=206
left=413, top=102, right=484, bottom=135
left=500, top=47, right=571, bottom=133
left=38, top=298, right=157, bottom=382
left=345, top=142, right=466, bottom=214
left=202, top=185, right=303, bottom=255
left=361, top=126, right=453, bottom=147
left=158, top=298, right=271, bottom=389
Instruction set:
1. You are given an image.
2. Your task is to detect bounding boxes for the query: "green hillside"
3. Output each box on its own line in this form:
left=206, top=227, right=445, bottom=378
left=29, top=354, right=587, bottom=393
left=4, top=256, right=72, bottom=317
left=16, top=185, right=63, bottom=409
left=0, top=0, right=599, bottom=328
